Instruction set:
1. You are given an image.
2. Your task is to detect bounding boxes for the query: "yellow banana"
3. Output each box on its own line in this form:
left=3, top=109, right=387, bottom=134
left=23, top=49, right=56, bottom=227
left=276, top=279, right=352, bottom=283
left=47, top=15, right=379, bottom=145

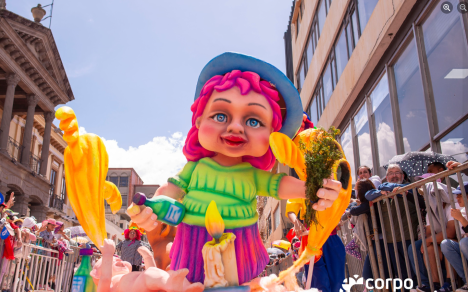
left=56, top=106, right=122, bottom=250
left=269, top=128, right=352, bottom=260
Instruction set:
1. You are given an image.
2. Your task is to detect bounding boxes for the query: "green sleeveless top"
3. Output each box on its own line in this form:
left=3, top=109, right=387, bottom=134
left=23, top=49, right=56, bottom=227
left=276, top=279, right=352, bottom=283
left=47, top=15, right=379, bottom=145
left=168, top=157, right=286, bottom=229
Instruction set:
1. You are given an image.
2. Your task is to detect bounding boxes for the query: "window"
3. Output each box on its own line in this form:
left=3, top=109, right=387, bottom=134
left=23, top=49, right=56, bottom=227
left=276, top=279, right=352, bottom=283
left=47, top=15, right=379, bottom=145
left=393, top=39, right=429, bottom=152
left=440, top=119, right=468, bottom=167
left=370, top=72, right=396, bottom=166
left=306, top=34, right=314, bottom=68
left=422, top=0, right=468, bottom=133
left=317, top=0, right=327, bottom=35
left=50, top=169, right=57, bottom=195
left=341, top=126, right=356, bottom=183
left=109, top=176, right=119, bottom=186
left=119, top=176, right=128, bottom=187
left=315, top=81, right=324, bottom=118
left=296, top=57, right=306, bottom=92
left=267, top=214, right=272, bottom=238
left=354, top=103, right=373, bottom=169
left=61, top=176, right=67, bottom=201
left=296, top=17, right=300, bottom=37
left=322, top=60, right=333, bottom=106
left=274, top=207, right=281, bottom=230
left=121, top=195, right=127, bottom=207
left=335, top=26, right=349, bottom=80
left=308, top=96, right=318, bottom=125
left=357, top=0, right=379, bottom=34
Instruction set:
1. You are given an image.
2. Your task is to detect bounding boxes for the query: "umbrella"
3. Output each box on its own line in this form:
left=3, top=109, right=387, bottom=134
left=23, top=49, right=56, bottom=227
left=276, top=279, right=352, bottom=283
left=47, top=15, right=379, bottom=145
left=266, top=247, right=285, bottom=256
left=383, top=151, right=457, bottom=177
left=74, top=236, right=89, bottom=244
left=66, top=226, right=87, bottom=238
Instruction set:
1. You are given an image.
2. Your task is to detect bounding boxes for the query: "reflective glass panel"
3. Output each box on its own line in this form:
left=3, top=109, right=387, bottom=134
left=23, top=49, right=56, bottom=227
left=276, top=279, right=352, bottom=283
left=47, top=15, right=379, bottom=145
left=299, top=60, right=305, bottom=90
left=355, top=103, right=373, bottom=169
left=422, top=0, right=468, bottom=132
left=341, top=126, right=356, bottom=183
left=370, top=72, right=396, bottom=166
left=346, top=22, right=354, bottom=53
left=357, top=0, right=379, bottom=33
left=352, top=12, right=360, bottom=48
left=440, top=118, right=468, bottom=165
left=307, top=35, right=314, bottom=67
left=335, top=27, right=348, bottom=80
left=309, top=97, right=318, bottom=125
left=323, top=62, right=333, bottom=106
left=394, top=39, right=429, bottom=151
left=318, top=0, right=326, bottom=35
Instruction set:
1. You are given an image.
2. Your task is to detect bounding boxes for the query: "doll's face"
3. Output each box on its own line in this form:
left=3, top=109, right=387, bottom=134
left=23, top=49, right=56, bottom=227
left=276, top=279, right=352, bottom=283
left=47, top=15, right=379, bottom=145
left=196, top=86, right=274, bottom=159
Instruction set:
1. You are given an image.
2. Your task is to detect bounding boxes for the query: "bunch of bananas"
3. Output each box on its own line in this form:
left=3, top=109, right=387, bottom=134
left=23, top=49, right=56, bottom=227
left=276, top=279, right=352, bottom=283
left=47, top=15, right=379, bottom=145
left=56, top=107, right=122, bottom=250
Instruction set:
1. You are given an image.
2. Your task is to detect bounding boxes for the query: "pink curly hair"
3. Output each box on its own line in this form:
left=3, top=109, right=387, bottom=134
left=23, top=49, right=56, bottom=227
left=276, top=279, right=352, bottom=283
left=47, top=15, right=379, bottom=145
left=183, top=70, right=283, bottom=171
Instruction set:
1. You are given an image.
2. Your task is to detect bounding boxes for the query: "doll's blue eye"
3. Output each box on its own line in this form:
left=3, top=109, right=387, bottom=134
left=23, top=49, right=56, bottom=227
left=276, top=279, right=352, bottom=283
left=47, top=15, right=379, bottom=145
left=214, top=114, right=227, bottom=123
left=246, top=118, right=260, bottom=128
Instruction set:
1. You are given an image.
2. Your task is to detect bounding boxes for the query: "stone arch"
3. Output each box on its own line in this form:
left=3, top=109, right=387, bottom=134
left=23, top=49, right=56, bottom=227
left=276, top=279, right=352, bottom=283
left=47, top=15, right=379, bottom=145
left=29, top=195, right=44, bottom=206
left=7, top=184, right=24, bottom=196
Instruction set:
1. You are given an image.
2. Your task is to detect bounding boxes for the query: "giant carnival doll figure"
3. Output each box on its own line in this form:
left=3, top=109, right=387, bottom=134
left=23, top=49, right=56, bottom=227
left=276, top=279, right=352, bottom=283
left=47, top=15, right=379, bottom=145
left=127, top=52, right=343, bottom=284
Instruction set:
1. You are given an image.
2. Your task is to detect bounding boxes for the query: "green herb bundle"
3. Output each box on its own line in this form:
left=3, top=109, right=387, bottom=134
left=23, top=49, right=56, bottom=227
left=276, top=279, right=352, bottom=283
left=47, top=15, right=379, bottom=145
left=299, top=127, right=343, bottom=228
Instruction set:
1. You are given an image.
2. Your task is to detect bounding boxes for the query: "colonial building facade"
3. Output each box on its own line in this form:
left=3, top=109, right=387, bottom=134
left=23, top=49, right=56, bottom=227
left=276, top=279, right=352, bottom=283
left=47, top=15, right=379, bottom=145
left=0, top=5, right=74, bottom=222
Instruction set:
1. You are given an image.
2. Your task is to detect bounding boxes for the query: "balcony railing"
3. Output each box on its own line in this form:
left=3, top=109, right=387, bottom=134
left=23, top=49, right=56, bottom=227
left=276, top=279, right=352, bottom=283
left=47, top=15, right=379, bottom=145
left=49, top=194, right=64, bottom=211
left=7, top=137, right=22, bottom=161
left=30, top=154, right=41, bottom=174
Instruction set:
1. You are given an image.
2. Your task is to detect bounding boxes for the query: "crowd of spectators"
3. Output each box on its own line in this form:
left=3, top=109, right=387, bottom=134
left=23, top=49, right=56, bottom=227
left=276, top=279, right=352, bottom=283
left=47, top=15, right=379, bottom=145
left=343, top=160, right=468, bottom=292
left=0, top=192, right=80, bottom=291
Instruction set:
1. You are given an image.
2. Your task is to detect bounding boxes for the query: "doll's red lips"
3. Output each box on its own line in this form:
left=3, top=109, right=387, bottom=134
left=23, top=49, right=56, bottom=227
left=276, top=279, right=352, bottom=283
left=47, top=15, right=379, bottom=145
left=222, top=135, right=247, bottom=146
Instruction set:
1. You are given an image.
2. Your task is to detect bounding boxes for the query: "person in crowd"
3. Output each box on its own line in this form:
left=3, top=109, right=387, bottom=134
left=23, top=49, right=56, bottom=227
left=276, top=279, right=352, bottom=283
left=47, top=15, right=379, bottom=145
left=447, top=160, right=468, bottom=176
left=357, top=165, right=382, bottom=189
left=37, top=218, right=58, bottom=289
left=112, top=226, right=151, bottom=272
left=54, top=221, right=73, bottom=255
left=407, top=173, right=459, bottom=292
left=365, top=164, right=420, bottom=291
left=0, top=209, right=21, bottom=292
left=427, top=162, right=459, bottom=188
left=346, top=179, right=389, bottom=280
left=286, top=197, right=345, bottom=292
left=440, top=182, right=468, bottom=292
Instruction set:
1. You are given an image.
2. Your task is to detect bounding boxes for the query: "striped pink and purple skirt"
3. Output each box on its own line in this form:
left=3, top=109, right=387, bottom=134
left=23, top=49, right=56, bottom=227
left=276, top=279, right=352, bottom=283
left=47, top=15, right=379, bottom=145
left=169, top=222, right=269, bottom=284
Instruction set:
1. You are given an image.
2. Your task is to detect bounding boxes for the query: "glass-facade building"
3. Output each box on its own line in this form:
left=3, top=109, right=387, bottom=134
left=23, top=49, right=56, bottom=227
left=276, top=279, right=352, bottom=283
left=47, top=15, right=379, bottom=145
left=285, top=0, right=468, bottom=182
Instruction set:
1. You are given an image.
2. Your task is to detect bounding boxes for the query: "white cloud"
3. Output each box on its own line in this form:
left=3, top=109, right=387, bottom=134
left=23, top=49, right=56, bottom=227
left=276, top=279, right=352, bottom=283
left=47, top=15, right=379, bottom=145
left=67, top=63, right=95, bottom=78
left=80, top=127, right=187, bottom=185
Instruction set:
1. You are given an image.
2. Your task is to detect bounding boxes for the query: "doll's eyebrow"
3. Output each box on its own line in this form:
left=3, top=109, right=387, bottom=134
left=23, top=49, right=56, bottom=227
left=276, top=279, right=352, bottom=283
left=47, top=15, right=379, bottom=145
left=213, top=98, right=231, bottom=103
left=248, top=102, right=267, bottom=109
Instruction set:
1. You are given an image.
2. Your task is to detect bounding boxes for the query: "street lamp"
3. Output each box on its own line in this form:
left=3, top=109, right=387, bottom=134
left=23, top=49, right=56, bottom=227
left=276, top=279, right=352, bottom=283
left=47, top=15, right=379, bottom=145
left=31, top=4, right=46, bottom=23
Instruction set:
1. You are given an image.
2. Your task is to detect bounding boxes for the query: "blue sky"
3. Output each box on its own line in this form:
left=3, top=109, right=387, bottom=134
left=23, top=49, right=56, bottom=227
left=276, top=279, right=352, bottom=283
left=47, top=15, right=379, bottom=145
left=9, top=0, right=295, bottom=183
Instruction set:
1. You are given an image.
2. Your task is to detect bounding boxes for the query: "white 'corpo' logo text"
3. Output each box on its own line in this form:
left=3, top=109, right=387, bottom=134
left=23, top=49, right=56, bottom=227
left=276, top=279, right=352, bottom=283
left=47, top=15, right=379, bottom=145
left=341, top=275, right=413, bottom=292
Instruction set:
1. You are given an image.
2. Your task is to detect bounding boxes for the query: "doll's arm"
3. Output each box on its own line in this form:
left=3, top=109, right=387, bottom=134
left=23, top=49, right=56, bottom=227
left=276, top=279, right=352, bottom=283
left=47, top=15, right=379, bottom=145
left=97, top=239, right=115, bottom=292
left=278, top=176, right=341, bottom=211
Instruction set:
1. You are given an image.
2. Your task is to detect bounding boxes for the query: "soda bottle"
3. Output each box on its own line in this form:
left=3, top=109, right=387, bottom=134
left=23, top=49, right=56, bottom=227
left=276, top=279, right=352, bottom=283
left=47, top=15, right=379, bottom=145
left=132, top=193, right=185, bottom=226
left=72, top=248, right=97, bottom=292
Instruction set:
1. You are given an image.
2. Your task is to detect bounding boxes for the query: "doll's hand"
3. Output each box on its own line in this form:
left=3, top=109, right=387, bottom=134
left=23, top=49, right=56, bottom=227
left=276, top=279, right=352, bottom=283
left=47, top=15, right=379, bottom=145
left=312, top=179, right=341, bottom=211
left=127, top=203, right=159, bottom=232
left=101, top=239, right=115, bottom=256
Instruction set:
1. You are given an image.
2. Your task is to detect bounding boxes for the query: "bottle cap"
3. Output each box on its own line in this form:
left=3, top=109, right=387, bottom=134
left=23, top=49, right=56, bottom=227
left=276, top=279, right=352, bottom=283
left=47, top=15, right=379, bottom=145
left=79, top=248, right=94, bottom=256
left=133, top=192, right=147, bottom=205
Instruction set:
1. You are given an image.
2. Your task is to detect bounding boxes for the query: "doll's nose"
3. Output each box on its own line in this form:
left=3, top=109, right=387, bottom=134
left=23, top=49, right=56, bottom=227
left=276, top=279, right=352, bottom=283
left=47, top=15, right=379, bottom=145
left=227, top=120, right=244, bottom=134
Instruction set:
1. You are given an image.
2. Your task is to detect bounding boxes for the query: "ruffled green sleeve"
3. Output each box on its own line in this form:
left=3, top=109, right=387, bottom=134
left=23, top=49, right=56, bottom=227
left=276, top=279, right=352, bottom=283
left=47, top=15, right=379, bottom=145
left=254, top=170, right=287, bottom=200
left=168, top=161, right=198, bottom=193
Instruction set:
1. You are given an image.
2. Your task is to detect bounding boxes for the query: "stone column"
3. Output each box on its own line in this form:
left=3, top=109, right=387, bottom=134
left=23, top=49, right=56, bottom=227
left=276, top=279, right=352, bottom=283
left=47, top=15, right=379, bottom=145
left=12, top=195, right=30, bottom=216
left=29, top=205, right=48, bottom=222
left=39, top=111, right=54, bottom=176
left=0, top=73, right=20, bottom=153
left=21, top=95, right=38, bottom=166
